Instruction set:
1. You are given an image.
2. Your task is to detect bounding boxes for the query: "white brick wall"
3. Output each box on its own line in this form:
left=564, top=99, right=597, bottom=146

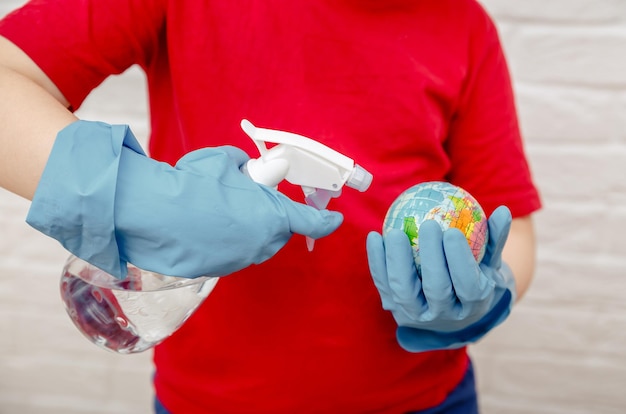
left=472, top=1, right=626, bottom=413
left=1, top=1, right=625, bottom=413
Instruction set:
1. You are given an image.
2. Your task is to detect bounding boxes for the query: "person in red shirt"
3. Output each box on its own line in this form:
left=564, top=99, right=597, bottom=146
left=0, top=1, right=540, bottom=413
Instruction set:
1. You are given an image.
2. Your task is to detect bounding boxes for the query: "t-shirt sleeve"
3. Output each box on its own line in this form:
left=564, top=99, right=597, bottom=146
left=444, top=3, right=541, bottom=218
left=0, top=0, right=166, bottom=110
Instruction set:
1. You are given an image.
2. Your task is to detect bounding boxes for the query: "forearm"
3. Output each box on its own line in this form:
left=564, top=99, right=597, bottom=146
left=0, top=37, right=77, bottom=200
left=502, top=215, right=536, bottom=301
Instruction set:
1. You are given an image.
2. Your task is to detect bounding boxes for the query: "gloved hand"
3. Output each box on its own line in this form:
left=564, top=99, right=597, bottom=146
left=366, top=206, right=516, bottom=352
left=27, top=120, right=343, bottom=279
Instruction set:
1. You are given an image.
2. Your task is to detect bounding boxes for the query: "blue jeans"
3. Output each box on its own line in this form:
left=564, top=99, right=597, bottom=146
left=408, top=361, right=478, bottom=414
left=154, top=362, right=478, bottom=414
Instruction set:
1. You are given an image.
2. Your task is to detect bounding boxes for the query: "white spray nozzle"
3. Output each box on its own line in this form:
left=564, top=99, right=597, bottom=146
left=240, top=119, right=373, bottom=250
left=347, top=164, right=373, bottom=192
left=241, top=119, right=372, bottom=194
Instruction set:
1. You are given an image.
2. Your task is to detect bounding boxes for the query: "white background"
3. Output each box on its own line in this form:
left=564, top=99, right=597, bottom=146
left=1, top=0, right=625, bottom=413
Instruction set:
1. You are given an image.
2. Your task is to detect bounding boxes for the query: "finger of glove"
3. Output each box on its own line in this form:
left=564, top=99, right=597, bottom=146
left=384, top=229, right=424, bottom=315
left=483, top=205, right=512, bottom=268
left=366, top=231, right=396, bottom=311
left=418, top=220, right=457, bottom=317
left=273, top=190, right=344, bottom=239
left=443, top=228, right=493, bottom=307
left=175, top=146, right=250, bottom=170
left=218, top=145, right=251, bottom=167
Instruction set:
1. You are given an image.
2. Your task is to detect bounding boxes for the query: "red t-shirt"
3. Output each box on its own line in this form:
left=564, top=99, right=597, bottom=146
left=1, top=1, right=541, bottom=412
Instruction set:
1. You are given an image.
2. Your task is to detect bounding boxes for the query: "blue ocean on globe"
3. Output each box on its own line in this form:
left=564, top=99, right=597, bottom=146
left=383, top=181, right=488, bottom=267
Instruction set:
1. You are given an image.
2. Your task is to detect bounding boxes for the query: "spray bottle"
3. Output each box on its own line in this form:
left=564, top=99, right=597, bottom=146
left=59, top=120, right=373, bottom=354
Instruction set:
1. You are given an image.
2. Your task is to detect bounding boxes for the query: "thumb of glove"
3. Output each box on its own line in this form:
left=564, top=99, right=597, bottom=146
left=482, top=205, right=512, bottom=268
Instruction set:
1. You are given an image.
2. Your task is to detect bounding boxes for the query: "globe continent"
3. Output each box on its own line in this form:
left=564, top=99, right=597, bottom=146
left=383, top=181, right=488, bottom=267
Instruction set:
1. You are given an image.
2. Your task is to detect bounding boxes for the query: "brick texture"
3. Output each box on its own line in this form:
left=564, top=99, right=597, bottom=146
left=1, top=0, right=625, bottom=413
left=473, top=1, right=626, bottom=413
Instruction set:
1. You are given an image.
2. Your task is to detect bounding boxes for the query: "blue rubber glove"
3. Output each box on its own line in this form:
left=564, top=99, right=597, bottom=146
left=366, top=206, right=516, bottom=352
left=27, top=120, right=343, bottom=279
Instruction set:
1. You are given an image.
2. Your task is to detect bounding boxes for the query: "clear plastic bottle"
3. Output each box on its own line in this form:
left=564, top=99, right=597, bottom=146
left=60, top=255, right=218, bottom=354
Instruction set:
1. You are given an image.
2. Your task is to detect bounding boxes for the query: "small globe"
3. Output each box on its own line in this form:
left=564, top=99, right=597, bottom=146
left=383, top=181, right=488, bottom=268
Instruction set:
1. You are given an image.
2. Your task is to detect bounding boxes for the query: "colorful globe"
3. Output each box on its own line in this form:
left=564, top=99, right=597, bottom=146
left=383, top=181, right=489, bottom=267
